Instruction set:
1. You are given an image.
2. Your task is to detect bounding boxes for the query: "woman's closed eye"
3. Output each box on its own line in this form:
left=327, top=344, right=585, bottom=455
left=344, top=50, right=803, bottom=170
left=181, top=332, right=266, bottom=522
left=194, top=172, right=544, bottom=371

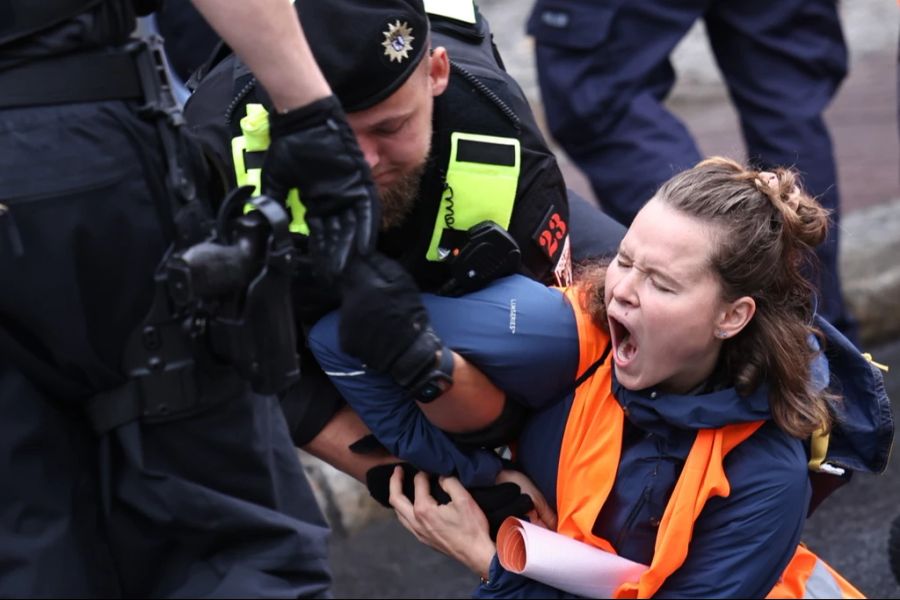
left=615, top=254, right=632, bottom=268
left=651, top=278, right=674, bottom=293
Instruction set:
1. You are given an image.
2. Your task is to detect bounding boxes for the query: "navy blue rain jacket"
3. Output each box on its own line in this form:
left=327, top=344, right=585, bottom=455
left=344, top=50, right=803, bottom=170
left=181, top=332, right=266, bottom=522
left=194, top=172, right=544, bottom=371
left=309, top=275, right=892, bottom=598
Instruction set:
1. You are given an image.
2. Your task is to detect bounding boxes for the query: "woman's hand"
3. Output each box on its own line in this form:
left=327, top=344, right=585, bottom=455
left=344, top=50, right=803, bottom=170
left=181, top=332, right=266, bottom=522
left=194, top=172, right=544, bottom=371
left=389, top=467, right=496, bottom=580
left=496, top=469, right=558, bottom=531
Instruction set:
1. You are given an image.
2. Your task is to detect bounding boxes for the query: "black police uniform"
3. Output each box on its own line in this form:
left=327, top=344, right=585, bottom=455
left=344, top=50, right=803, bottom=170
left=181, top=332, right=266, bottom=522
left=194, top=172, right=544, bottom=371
left=0, top=1, right=330, bottom=595
left=381, top=9, right=625, bottom=291
left=183, top=3, right=624, bottom=446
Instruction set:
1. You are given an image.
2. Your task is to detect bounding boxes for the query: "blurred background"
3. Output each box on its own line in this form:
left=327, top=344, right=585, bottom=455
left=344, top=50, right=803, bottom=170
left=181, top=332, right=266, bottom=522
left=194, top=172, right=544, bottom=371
left=480, top=0, right=898, bottom=214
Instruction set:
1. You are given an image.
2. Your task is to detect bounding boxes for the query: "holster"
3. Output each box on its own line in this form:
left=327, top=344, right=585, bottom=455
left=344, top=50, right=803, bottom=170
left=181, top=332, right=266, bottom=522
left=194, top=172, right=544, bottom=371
left=80, top=38, right=300, bottom=433
left=86, top=268, right=245, bottom=433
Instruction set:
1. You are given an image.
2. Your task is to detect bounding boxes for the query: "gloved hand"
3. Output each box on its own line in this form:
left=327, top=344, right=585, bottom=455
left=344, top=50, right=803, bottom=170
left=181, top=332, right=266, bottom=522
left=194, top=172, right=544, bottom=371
left=366, top=463, right=535, bottom=540
left=339, top=252, right=443, bottom=391
left=263, top=95, right=379, bottom=283
left=291, top=248, right=341, bottom=327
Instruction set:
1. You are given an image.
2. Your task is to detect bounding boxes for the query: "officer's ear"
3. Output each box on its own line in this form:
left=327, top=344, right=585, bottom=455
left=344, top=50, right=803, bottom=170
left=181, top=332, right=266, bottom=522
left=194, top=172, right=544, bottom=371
left=428, top=46, right=450, bottom=97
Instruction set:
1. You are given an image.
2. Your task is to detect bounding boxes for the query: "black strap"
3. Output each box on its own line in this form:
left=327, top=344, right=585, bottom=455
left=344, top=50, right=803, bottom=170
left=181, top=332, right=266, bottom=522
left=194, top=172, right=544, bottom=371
left=0, top=50, right=142, bottom=108
left=184, top=38, right=231, bottom=92
left=573, top=341, right=612, bottom=390
left=86, top=363, right=243, bottom=434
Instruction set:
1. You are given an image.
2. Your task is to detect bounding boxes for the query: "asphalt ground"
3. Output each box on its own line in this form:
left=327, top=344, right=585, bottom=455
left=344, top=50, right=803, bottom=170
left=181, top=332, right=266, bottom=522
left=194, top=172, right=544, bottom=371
left=329, top=337, right=900, bottom=599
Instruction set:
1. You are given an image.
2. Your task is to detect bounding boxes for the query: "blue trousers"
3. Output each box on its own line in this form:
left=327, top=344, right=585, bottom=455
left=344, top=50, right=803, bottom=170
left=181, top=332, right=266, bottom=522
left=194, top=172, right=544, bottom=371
left=529, top=0, right=855, bottom=337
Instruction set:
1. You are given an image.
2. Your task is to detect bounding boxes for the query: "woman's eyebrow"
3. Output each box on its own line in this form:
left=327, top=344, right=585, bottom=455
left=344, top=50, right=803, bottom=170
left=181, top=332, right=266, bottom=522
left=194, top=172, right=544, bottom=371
left=646, top=266, right=681, bottom=287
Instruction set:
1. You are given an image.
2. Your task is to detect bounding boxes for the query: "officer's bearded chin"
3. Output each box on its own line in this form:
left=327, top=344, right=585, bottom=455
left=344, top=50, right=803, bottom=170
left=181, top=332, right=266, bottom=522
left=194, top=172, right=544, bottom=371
left=379, top=161, right=426, bottom=231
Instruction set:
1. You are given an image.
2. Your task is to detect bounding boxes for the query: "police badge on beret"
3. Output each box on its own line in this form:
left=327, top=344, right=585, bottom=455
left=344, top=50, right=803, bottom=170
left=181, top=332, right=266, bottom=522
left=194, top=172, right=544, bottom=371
left=382, top=20, right=415, bottom=63
left=296, top=0, right=429, bottom=111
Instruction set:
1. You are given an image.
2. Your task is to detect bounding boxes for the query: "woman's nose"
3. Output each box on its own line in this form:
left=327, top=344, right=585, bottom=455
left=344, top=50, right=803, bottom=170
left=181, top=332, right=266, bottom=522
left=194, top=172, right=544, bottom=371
left=612, top=270, right=639, bottom=308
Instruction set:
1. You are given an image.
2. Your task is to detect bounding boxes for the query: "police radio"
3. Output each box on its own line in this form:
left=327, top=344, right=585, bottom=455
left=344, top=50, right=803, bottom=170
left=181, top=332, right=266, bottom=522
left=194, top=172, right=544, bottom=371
left=437, top=220, right=522, bottom=296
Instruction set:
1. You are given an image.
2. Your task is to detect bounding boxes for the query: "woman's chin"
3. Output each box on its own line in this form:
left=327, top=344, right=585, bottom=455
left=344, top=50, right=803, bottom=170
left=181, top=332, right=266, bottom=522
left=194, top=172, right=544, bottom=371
left=613, top=364, right=644, bottom=391
left=613, top=361, right=665, bottom=392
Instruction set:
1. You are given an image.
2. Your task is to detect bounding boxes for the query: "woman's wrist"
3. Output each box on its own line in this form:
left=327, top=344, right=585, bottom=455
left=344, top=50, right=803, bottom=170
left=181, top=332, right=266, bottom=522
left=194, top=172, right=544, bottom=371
left=465, top=540, right=496, bottom=583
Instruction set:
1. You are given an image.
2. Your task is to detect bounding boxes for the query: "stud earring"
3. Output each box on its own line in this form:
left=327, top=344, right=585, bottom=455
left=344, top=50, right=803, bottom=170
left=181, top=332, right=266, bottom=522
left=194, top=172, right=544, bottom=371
left=716, top=330, right=728, bottom=339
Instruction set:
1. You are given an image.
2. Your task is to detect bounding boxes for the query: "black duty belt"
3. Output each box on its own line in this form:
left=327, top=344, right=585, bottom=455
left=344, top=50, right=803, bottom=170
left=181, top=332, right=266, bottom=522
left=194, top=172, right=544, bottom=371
left=0, top=48, right=142, bottom=108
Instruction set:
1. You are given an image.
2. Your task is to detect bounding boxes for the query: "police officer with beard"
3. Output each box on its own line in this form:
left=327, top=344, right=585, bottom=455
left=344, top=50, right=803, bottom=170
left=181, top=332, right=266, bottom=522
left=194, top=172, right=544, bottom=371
left=0, top=0, right=380, bottom=595
left=184, top=0, right=625, bottom=485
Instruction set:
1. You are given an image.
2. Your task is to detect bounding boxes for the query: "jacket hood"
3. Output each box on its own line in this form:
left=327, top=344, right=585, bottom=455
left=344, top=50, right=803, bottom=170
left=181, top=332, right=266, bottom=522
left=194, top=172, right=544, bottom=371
left=612, top=375, right=772, bottom=436
left=816, top=316, right=894, bottom=475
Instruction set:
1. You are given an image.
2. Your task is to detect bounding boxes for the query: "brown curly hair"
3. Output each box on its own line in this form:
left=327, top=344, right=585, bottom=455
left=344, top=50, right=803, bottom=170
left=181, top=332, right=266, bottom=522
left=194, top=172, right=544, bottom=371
left=578, top=157, right=834, bottom=439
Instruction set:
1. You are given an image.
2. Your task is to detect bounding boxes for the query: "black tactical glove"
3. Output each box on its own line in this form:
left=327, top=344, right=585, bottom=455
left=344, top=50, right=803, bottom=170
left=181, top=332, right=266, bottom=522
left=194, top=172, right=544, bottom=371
left=291, top=248, right=341, bottom=327
left=339, top=252, right=446, bottom=395
left=366, top=463, right=535, bottom=540
left=263, top=95, right=379, bottom=283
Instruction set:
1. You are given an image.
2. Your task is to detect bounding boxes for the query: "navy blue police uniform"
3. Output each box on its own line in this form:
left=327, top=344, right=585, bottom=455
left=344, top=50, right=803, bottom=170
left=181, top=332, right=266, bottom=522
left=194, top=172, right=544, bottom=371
left=528, top=0, right=854, bottom=338
left=0, top=1, right=330, bottom=595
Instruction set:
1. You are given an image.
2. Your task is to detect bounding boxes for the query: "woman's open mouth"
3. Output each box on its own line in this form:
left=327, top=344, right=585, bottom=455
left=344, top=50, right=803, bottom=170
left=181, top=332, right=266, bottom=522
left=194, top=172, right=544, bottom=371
left=609, top=315, right=638, bottom=368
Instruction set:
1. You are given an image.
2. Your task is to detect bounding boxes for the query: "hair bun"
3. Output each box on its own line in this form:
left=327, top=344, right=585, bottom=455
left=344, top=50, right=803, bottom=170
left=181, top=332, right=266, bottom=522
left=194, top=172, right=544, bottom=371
left=755, top=168, right=829, bottom=250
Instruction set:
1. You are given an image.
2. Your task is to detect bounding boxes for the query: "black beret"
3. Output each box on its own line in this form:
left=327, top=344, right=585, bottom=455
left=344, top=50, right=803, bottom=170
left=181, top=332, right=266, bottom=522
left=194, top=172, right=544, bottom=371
left=296, top=0, right=430, bottom=112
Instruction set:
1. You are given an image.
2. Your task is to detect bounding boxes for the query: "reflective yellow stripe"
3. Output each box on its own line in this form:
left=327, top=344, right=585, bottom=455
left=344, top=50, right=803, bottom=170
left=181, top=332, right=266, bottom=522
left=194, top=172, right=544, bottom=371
left=426, top=132, right=520, bottom=261
left=231, top=103, right=267, bottom=193
left=230, top=103, right=309, bottom=235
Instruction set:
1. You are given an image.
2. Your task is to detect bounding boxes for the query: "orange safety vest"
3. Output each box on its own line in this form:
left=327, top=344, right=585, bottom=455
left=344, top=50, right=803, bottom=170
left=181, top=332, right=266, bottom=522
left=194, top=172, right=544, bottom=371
left=555, top=287, right=864, bottom=599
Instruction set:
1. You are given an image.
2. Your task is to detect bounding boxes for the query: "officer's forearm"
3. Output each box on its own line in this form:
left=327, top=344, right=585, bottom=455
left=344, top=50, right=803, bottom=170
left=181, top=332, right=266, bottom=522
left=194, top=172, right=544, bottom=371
left=190, top=0, right=330, bottom=111
left=302, top=405, right=397, bottom=483
left=417, top=351, right=505, bottom=434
